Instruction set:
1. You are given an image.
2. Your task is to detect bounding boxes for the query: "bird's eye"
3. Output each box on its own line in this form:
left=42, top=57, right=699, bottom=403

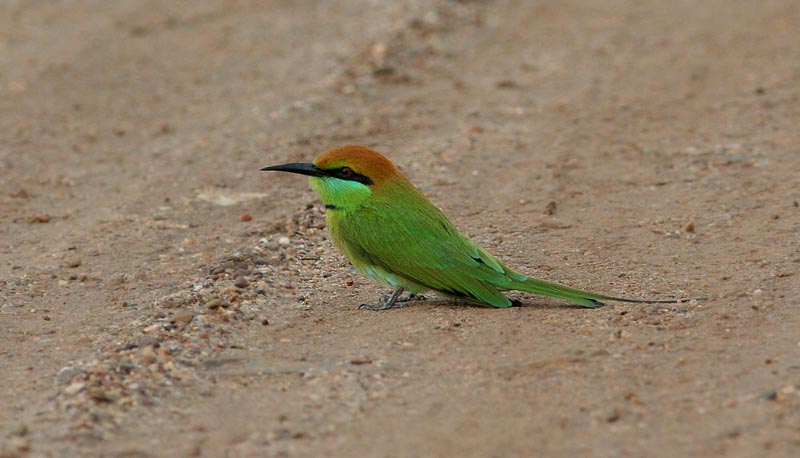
left=340, top=166, right=353, bottom=178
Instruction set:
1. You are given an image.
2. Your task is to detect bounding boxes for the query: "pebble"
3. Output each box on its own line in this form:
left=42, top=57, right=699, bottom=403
left=10, top=188, right=31, bottom=199
left=10, top=425, right=28, bottom=437
left=64, top=381, right=85, bottom=396
left=761, top=390, right=779, bottom=401
left=28, top=214, right=51, bottom=223
left=210, top=266, right=226, bottom=275
left=241, top=212, right=253, bottom=222
left=87, top=387, right=114, bottom=403
left=50, top=244, right=314, bottom=432
left=172, top=312, right=195, bottom=327
left=205, top=298, right=223, bottom=309
left=724, top=153, right=748, bottom=164
left=10, top=437, right=30, bottom=452
left=137, top=336, right=159, bottom=347
left=64, top=256, right=82, bottom=268
left=142, top=323, right=161, bottom=333
left=136, top=347, right=157, bottom=366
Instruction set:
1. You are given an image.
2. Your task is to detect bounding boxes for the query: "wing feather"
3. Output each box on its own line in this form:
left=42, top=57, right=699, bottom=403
left=338, top=188, right=516, bottom=307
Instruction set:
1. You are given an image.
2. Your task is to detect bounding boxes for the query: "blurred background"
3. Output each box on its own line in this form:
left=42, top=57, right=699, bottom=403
left=1, top=1, right=799, bottom=457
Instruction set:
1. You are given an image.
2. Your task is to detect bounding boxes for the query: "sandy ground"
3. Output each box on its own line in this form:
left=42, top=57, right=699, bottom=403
left=1, top=0, right=799, bottom=457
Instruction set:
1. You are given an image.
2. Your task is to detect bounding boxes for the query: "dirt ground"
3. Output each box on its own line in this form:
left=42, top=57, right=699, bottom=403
left=1, top=0, right=799, bottom=457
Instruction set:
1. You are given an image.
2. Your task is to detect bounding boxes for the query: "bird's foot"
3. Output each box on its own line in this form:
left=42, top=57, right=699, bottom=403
left=358, top=288, right=421, bottom=311
left=358, top=301, right=409, bottom=311
left=382, top=293, right=426, bottom=303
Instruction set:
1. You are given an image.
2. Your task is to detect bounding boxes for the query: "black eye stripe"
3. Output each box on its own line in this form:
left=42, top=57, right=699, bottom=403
left=322, top=166, right=373, bottom=185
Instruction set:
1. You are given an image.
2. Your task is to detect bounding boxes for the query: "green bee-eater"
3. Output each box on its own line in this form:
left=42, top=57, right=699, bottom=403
left=262, top=145, right=690, bottom=310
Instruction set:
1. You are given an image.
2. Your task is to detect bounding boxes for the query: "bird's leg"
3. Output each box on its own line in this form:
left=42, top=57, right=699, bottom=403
left=359, top=288, right=408, bottom=311
left=383, top=293, right=426, bottom=303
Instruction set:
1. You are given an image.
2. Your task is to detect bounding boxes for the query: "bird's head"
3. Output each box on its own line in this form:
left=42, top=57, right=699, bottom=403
left=261, top=145, right=400, bottom=210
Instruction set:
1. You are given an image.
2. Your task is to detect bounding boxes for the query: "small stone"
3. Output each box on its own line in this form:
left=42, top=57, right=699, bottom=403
left=761, top=390, right=779, bottom=401
left=142, top=323, right=161, bottom=333
left=172, top=312, right=195, bottom=327
left=28, top=213, right=51, bottom=223
left=241, top=212, right=253, bottom=222
left=724, top=152, right=747, bottom=164
left=64, top=256, right=82, bottom=268
left=496, top=79, right=518, bottom=89
left=206, top=298, right=223, bottom=309
left=234, top=276, right=249, bottom=288
left=231, top=269, right=249, bottom=278
left=64, top=381, right=85, bottom=396
left=88, top=387, right=114, bottom=403
left=370, top=42, right=387, bottom=65
left=135, top=335, right=158, bottom=347
left=10, top=425, right=28, bottom=437
left=10, top=188, right=31, bottom=199
left=210, top=266, right=226, bottom=275
left=136, top=346, right=157, bottom=365
left=278, top=237, right=290, bottom=246
left=11, top=437, right=30, bottom=452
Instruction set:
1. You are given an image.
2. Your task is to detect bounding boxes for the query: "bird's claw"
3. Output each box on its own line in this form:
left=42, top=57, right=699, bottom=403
left=359, top=289, right=427, bottom=311
left=380, top=293, right=426, bottom=303
left=358, top=302, right=409, bottom=311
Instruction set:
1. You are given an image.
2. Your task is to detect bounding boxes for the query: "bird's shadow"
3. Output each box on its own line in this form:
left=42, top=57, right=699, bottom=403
left=509, top=298, right=608, bottom=310
left=388, top=296, right=602, bottom=311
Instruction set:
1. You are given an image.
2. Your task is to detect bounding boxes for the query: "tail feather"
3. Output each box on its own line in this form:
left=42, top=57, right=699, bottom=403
left=510, top=276, right=702, bottom=308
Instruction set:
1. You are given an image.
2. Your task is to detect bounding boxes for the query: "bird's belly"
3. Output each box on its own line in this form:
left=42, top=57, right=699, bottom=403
left=327, top=210, right=428, bottom=294
left=358, top=264, right=428, bottom=294
left=359, top=264, right=402, bottom=288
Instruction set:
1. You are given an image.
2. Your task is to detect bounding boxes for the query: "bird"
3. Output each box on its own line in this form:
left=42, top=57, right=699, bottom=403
left=261, top=145, right=694, bottom=310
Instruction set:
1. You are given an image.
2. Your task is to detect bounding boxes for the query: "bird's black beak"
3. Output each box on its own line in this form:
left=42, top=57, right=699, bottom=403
left=260, top=162, right=328, bottom=178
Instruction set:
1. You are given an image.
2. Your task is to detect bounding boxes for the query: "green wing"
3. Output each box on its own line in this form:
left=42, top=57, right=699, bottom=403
left=338, top=193, right=522, bottom=307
